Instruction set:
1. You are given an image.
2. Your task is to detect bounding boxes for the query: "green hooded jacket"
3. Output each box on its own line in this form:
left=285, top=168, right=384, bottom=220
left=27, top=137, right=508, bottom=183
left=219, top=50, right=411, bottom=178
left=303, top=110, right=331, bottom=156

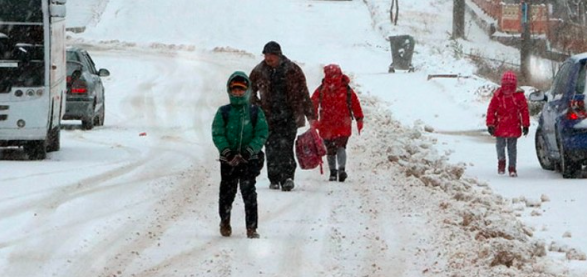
left=212, top=71, right=269, bottom=158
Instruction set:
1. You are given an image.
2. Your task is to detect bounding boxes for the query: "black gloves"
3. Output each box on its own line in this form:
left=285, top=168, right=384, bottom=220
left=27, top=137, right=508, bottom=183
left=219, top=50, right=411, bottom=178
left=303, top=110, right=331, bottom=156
left=523, top=127, right=529, bottom=136
left=487, top=126, right=495, bottom=136
left=220, top=148, right=236, bottom=162
left=241, top=146, right=254, bottom=161
left=221, top=148, right=252, bottom=166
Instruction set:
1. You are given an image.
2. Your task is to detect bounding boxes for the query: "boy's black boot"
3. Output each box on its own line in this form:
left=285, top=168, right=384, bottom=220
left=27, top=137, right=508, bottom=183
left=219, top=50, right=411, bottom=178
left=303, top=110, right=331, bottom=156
left=338, top=167, right=347, bottom=182
left=247, top=228, right=260, bottom=239
left=220, top=220, right=232, bottom=237
left=329, top=169, right=338, bottom=181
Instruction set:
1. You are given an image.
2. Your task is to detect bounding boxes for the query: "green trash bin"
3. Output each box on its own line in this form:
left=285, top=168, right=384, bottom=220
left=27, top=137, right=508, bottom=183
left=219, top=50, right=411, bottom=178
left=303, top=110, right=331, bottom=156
left=388, top=35, right=415, bottom=73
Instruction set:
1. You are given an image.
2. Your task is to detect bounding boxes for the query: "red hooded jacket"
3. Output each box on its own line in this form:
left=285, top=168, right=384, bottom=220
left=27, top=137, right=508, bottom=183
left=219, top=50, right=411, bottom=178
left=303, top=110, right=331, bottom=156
left=311, top=64, right=364, bottom=140
left=486, top=71, right=530, bottom=138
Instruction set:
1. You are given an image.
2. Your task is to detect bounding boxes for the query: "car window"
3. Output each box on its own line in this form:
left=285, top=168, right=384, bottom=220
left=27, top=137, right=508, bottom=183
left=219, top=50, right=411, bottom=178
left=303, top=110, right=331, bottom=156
left=80, top=52, right=98, bottom=75
left=553, top=62, right=572, bottom=100
left=576, top=63, right=587, bottom=95
left=84, top=53, right=99, bottom=73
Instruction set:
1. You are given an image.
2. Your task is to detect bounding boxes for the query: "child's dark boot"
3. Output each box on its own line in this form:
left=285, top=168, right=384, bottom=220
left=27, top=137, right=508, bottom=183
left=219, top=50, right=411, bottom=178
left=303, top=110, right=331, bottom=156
left=498, top=160, right=506, bottom=175
left=338, top=167, right=347, bottom=182
left=509, top=166, right=517, bottom=177
left=329, top=169, right=337, bottom=181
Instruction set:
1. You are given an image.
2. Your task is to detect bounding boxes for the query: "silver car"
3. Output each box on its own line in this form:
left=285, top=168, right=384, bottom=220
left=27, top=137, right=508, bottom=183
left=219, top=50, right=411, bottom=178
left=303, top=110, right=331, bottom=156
left=63, top=47, right=110, bottom=130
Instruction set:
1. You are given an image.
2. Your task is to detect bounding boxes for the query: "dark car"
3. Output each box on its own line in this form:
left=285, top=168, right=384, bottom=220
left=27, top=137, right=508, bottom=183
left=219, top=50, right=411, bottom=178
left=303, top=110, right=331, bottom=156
left=530, top=53, right=587, bottom=178
left=63, top=47, right=110, bottom=130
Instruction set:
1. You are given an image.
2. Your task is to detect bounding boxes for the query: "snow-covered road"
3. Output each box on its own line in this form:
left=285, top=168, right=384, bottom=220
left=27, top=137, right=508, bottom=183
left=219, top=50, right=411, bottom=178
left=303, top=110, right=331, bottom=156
left=1, top=0, right=586, bottom=276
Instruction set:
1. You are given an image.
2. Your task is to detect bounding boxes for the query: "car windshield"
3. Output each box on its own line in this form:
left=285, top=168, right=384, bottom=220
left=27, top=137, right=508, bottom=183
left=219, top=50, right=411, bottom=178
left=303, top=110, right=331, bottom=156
left=66, top=51, right=78, bottom=62
left=66, top=61, right=82, bottom=76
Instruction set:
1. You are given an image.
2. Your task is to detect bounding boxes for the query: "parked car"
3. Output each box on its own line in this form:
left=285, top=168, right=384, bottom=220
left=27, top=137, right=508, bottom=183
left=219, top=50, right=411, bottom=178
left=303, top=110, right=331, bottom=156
left=63, top=47, right=110, bottom=130
left=530, top=53, right=587, bottom=178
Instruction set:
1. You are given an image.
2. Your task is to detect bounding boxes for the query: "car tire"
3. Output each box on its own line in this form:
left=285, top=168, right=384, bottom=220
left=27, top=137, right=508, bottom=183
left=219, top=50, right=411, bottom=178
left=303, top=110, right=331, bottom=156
left=46, top=126, right=60, bottom=152
left=25, top=140, right=47, bottom=160
left=558, top=136, right=580, bottom=178
left=83, top=101, right=96, bottom=130
left=82, top=116, right=94, bottom=130
left=97, top=103, right=105, bottom=126
left=100, top=102, right=105, bottom=126
left=535, top=129, right=554, bottom=170
left=93, top=113, right=100, bottom=127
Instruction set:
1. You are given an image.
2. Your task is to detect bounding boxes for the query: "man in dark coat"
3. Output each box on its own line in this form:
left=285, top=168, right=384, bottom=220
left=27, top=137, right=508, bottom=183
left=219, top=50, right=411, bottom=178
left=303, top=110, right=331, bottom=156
left=249, top=41, right=316, bottom=191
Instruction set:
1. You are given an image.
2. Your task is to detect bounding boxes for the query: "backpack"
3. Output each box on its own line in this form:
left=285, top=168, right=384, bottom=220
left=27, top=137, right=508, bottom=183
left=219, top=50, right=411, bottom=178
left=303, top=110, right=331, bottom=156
left=318, top=83, right=354, bottom=120
left=295, top=128, right=327, bottom=173
left=220, top=104, right=259, bottom=127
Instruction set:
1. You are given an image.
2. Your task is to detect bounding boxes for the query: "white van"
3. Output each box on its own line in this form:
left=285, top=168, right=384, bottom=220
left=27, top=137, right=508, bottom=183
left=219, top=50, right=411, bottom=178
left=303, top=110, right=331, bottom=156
left=0, top=0, right=67, bottom=160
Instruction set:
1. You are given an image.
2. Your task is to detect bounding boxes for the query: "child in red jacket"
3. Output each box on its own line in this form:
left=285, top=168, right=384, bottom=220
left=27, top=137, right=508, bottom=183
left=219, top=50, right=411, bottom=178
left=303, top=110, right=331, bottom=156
left=486, top=71, right=530, bottom=177
left=311, top=64, right=364, bottom=182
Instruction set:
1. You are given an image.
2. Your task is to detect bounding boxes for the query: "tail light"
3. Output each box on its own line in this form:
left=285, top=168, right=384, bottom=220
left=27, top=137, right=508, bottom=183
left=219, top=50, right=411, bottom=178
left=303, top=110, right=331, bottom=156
left=567, top=99, right=587, bottom=120
left=70, top=80, right=88, bottom=94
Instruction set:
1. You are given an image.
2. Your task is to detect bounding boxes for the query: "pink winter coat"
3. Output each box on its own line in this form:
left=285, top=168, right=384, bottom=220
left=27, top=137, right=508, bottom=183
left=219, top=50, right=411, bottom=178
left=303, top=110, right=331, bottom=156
left=311, top=64, right=364, bottom=140
left=486, top=71, right=530, bottom=138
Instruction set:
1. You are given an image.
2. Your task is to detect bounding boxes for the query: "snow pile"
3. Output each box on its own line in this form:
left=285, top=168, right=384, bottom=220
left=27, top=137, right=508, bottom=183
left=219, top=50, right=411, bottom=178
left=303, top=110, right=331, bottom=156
left=353, top=92, right=567, bottom=275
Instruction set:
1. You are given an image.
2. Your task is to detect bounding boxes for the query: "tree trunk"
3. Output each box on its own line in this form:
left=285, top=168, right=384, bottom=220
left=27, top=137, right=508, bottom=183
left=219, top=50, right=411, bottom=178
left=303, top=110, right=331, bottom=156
left=521, top=2, right=532, bottom=83
left=394, top=0, right=399, bottom=25
left=453, top=0, right=465, bottom=39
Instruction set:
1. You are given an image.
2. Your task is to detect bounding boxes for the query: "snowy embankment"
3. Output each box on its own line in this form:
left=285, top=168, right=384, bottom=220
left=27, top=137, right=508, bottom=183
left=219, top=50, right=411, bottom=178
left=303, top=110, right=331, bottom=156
left=354, top=93, right=568, bottom=276
left=355, top=1, right=578, bottom=275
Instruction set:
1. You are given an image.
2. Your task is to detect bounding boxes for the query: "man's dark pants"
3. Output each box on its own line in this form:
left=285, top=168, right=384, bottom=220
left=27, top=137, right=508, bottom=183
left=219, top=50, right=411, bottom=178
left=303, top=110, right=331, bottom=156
left=265, top=120, right=297, bottom=185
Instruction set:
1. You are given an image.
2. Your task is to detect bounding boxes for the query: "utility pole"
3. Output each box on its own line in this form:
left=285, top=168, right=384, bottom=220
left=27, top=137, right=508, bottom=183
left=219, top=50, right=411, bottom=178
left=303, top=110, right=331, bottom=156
left=453, top=0, right=465, bottom=39
left=390, top=0, right=399, bottom=26
left=520, top=0, right=531, bottom=82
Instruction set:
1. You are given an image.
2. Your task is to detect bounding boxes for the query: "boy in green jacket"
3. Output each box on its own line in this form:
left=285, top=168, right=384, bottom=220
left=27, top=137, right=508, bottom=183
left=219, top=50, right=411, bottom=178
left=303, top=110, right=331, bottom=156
left=211, top=71, right=269, bottom=239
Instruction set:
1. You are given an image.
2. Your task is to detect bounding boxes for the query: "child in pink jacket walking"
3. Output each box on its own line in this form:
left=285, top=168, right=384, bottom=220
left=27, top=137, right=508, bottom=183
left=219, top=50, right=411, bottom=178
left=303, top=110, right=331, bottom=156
left=486, top=71, right=530, bottom=177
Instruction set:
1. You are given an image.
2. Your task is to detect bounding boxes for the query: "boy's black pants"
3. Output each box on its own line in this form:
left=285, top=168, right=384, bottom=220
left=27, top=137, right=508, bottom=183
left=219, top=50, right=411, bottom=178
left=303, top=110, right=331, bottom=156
left=219, top=162, right=258, bottom=229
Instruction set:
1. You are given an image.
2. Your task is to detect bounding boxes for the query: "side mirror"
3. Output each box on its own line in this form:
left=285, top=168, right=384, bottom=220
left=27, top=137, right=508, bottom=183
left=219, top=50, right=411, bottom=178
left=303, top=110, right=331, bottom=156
left=528, top=90, right=547, bottom=102
left=98, top=68, right=110, bottom=77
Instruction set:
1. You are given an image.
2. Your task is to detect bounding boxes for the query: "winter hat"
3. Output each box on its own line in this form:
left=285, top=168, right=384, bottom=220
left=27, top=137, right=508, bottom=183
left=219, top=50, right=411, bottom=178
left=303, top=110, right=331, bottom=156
left=323, top=64, right=343, bottom=88
left=501, top=71, right=517, bottom=87
left=229, top=76, right=248, bottom=90
left=262, top=41, right=282, bottom=55
left=500, top=71, right=517, bottom=97
left=324, top=64, right=342, bottom=77
left=229, top=81, right=248, bottom=90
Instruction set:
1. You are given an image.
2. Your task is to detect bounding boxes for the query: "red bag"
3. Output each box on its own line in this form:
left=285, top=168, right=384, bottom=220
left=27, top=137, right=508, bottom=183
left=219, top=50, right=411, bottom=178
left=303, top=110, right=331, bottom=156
left=295, top=128, right=327, bottom=173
